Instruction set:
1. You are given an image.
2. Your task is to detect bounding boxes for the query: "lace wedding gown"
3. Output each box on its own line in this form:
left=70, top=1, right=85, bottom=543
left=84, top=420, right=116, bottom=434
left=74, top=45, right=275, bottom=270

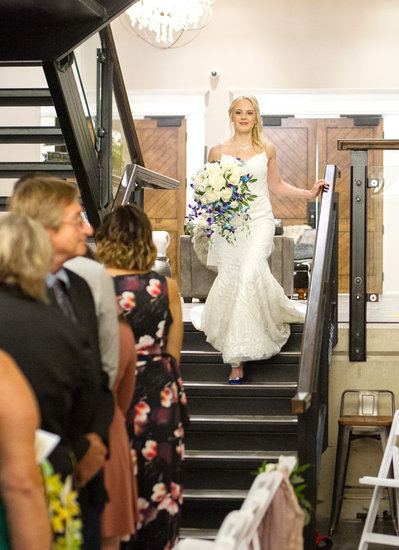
left=200, top=151, right=305, bottom=366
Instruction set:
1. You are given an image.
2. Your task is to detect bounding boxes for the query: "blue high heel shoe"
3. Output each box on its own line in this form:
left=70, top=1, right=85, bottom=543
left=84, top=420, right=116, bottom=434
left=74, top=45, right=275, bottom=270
left=228, top=376, right=243, bottom=384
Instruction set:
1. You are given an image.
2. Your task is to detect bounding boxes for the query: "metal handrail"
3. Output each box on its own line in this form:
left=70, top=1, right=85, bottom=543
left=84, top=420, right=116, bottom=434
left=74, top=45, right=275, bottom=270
left=291, top=165, right=339, bottom=414
left=112, top=163, right=180, bottom=209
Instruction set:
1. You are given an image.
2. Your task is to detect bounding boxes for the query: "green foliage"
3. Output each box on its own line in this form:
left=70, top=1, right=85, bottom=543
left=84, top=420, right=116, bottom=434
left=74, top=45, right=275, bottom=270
left=254, top=457, right=312, bottom=526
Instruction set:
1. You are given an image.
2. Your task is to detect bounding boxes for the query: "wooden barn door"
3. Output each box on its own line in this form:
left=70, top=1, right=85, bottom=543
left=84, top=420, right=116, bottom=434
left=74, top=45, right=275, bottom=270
left=317, top=118, right=383, bottom=293
left=135, top=118, right=186, bottom=279
left=262, top=119, right=317, bottom=226
left=262, top=117, right=383, bottom=294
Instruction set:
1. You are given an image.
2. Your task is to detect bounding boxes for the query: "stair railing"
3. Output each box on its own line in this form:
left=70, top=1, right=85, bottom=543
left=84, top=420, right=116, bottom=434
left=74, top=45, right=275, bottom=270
left=112, top=163, right=180, bottom=209
left=292, top=165, right=339, bottom=414
left=291, top=164, right=339, bottom=550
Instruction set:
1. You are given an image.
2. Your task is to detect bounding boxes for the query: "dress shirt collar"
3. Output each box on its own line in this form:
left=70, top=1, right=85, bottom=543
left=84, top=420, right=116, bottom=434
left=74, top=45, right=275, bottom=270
left=46, top=267, right=70, bottom=289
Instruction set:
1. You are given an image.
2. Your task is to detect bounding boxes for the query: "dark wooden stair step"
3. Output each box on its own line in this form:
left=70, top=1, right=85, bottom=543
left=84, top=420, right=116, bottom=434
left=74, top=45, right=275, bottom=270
left=181, top=489, right=247, bottom=530
left=186, top=414, right=298, bottom=451
left=185, top=383, right=297, bottom=415
left=179, top=528, right=217, bottom=541
left=184, top=449, right=296, bottom=490
left=0, top=127, right=64, bottom=144
left=181, top=360, right=299, bottom=383
left=0, top=162, right=74, bottom=178
left=182, top=326, right=304, bottom=355
left=0, top=88, right=53, bottom=106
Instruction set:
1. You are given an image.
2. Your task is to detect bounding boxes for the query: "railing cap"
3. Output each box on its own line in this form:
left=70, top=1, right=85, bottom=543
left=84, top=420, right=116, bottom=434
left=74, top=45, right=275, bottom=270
left=338, top=139, right=399, bottom=151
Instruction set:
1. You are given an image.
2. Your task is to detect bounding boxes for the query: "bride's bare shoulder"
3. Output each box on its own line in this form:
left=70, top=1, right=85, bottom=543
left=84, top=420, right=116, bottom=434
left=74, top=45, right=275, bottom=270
left=208, top=143, right=222, bottom=162
left=264, top=139, right=276, bottom=158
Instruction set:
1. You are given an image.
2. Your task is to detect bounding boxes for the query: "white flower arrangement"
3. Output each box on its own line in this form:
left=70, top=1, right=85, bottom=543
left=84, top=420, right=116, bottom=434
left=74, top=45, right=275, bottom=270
left=187, top=157, right=257, bottom=244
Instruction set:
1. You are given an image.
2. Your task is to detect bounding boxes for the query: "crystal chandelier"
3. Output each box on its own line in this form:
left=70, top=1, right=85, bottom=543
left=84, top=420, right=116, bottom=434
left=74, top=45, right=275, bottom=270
left=127, top=0, right=214, bottom=46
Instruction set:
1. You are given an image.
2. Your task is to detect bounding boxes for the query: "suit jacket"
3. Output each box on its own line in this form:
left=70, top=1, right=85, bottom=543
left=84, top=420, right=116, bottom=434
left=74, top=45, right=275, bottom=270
left=62, top=268, right=114, bottom=449
left=0, top=286, right=95, bottom=479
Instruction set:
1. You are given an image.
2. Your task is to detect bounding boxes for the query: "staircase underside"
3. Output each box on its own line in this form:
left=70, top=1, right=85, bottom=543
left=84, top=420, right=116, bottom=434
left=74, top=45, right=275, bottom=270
left=0, top=0, right=138, bottom=63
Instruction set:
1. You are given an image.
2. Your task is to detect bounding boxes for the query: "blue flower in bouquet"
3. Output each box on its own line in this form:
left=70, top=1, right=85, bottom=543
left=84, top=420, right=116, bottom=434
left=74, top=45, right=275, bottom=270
left=187, top=157, right=257, bottom=244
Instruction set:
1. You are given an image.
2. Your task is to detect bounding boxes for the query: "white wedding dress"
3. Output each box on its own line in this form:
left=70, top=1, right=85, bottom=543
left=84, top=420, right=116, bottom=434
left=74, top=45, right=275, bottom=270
left=199, top=151, right=306, bottom=366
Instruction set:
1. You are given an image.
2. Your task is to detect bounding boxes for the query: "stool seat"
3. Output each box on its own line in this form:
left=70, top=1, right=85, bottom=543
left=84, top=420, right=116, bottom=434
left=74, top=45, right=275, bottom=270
left=338, top=415, right=393, bottom=427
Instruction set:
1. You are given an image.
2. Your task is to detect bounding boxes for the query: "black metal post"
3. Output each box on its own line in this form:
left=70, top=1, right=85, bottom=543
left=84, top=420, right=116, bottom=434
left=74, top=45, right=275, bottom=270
left=349, top=151, right=368, bottom=361
left=43, top=56, right=101, bottom=227
left=298, top=401, right=320, bottom=550
left=97, top=47, right=113, bottom=208
left=331, top=193, right=339, bottom=349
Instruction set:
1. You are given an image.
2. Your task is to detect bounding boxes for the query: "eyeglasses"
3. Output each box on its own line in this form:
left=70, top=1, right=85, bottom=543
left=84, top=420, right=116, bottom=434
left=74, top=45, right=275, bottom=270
left=61, top=212, right=89, bottom=229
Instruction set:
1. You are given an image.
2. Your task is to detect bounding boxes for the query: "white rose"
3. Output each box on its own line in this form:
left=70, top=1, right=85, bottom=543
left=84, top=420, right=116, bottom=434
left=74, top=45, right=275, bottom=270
left=220, top=187, right=233, bottom=202
left=229, top=173, right=240, bottom=186
left=220, top=156, right=235, bottom=170
left=193, top=179, right=205, bottom=193
left=230, top=200, right=238, bottom=209
left=204, top=189, right=220, bottom=203
left=231, top=163, right=243, bottom=178
left=209, top=173, right=224, bottom=191
left=207, top=162, right=221, bottom=175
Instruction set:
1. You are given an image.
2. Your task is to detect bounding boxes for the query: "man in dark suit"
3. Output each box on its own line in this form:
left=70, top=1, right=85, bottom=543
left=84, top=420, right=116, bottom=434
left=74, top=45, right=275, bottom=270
left=9, top=175, right=114, bottom=550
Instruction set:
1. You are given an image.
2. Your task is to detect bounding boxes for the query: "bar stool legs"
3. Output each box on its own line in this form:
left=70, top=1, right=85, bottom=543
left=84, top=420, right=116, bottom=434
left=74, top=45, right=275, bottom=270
left=329, top=424, right=352, bottom=536
left=329, top=422, right=393, bottom=536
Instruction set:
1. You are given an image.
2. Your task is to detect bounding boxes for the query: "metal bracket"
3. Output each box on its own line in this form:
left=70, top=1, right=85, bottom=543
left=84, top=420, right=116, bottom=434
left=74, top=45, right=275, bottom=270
left=367, top=293, right=379, bottom=302
left=367, top=178, right=379, bottom=189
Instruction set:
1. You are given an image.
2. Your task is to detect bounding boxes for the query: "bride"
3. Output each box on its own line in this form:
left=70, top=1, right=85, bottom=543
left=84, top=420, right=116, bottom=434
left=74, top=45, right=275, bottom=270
left=200, top=95, right=327, bottom=383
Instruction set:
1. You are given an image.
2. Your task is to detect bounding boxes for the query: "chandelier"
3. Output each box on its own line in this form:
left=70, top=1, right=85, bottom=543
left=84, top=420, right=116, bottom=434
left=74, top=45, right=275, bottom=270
left=126, top=0, right=214, bottom=47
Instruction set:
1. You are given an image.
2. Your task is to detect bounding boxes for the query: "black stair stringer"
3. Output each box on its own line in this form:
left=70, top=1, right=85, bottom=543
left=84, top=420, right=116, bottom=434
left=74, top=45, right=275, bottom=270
left=43, top=57, right=102, bottom=228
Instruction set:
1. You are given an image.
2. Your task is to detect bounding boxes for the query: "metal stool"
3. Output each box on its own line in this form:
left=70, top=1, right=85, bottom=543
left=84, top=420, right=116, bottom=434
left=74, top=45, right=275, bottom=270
left=329, top=390, right=395, bottom=536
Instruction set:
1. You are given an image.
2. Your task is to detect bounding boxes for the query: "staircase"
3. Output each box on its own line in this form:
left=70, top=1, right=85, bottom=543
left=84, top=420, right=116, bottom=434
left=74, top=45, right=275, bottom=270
left=0, top=0, right=140, bottom=225
left=0, top=87, right=74, bottom=187
left=180, top=319, right=303, bottom=536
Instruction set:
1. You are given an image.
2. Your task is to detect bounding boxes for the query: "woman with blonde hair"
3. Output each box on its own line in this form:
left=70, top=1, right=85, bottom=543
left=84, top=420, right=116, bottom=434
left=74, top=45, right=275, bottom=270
left=0, top=213, right=96, bottom=548
left=201, top=95, right=328, bottom=382
left=95, top=204, right=189, bottom=550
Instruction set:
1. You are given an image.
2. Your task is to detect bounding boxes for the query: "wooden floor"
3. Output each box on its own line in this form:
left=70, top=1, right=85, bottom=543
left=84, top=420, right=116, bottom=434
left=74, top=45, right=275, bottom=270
left=317, top=519, right=397, bottom=550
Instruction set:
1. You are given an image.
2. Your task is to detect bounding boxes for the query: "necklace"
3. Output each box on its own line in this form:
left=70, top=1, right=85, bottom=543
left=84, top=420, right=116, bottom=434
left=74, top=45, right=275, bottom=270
left=233, top=140, right=252, bottom=151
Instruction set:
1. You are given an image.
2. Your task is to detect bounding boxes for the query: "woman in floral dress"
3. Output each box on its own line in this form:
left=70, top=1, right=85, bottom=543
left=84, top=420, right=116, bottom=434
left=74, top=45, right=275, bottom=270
left=95, top=204, right=188, bottom=550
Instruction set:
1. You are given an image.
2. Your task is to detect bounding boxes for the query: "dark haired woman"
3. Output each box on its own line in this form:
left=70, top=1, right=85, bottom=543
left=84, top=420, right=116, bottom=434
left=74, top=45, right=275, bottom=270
left=95, top=204, right=188, bottom=550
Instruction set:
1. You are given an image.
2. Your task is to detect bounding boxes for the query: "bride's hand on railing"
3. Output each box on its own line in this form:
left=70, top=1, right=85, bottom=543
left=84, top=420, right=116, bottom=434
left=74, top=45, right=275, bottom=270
left=309, top=179, right=329, bottom=199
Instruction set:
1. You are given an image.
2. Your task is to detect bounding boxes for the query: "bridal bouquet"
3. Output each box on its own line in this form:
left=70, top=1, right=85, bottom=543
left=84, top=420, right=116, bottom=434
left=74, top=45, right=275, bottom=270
left=187, top=157, right=257, bottom=244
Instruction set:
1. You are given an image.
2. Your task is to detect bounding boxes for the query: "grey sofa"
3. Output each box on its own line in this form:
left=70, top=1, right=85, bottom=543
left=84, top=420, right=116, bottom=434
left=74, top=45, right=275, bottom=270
left=179, top=234, right=295, bottom=302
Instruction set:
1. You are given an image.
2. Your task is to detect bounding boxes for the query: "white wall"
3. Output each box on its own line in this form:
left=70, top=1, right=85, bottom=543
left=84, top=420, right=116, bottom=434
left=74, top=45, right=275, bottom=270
left=112, top=0, right=399, bottom=146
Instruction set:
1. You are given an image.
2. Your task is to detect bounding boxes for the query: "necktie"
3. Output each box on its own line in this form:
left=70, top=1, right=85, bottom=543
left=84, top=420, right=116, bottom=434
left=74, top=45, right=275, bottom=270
left=50, top=279, right=78, bottom=323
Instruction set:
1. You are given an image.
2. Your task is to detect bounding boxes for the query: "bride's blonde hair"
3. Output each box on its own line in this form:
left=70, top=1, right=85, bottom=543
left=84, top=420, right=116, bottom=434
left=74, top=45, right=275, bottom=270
left=229, top=95, right=267, bottom=153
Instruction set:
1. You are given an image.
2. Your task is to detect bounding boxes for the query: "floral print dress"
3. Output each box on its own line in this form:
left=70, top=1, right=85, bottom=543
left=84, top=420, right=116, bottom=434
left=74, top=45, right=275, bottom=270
left=113, top=271, right=189, bottom=550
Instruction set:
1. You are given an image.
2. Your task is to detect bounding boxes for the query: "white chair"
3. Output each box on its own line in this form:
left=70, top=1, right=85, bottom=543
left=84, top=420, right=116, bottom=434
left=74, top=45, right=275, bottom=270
left=358, top=409, right=399, bottom=549
left=176, top=456, right=296, bottom=550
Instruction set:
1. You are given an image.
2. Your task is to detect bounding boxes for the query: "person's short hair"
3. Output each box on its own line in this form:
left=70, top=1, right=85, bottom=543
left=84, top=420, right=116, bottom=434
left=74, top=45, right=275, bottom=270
left=8, top=174, right=78, bottom=229
left=0, top=213, right=52, bottom=301
left=95, top=204, right=157, bottom=272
